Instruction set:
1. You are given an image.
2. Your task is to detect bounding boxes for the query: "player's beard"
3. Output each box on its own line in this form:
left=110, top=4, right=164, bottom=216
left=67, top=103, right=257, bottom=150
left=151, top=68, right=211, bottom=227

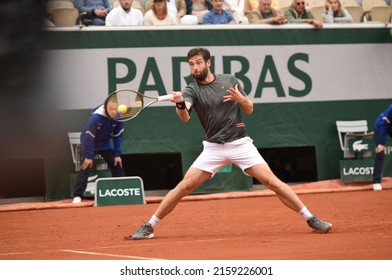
left=192, top=67, right=208, bottom=82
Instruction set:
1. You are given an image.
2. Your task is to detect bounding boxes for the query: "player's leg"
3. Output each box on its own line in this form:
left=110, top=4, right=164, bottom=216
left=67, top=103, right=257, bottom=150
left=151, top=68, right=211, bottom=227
left=228, top=137, right=303, bottom=211
left=130, top=140, right=226, bottom=239
left=153, top=140, right=233, bottom=219
left=130, top=167, right=211, bottom=239
left=246, top=163, right=332, bottom=233
left=154, top=167, right=211, bottom=219
left=232, top=138, right=332, bottom=233
left=245, top=163, right=304, bottom=212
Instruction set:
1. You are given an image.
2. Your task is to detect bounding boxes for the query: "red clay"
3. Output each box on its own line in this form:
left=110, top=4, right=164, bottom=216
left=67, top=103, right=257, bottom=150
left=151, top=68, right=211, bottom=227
left=0, top=179, right=391, bottom=260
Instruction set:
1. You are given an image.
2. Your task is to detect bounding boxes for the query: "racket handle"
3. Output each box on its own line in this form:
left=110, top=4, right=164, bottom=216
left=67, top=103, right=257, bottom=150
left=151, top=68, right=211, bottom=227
left=157, top=94, right=173, bottom=102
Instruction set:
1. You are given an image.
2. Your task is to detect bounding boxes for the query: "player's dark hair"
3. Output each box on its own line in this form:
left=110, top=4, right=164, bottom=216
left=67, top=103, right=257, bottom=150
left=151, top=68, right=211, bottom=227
left=187, top=48, right=210, bottom=62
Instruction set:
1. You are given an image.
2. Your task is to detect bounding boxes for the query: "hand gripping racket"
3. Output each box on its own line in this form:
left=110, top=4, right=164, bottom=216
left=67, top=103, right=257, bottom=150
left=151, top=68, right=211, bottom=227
left=104, top=89, right=172, bottom=122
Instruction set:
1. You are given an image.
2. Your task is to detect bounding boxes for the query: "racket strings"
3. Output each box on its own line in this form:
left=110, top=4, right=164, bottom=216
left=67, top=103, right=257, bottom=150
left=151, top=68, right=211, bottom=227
left=114, top=90, right=144, bottom=121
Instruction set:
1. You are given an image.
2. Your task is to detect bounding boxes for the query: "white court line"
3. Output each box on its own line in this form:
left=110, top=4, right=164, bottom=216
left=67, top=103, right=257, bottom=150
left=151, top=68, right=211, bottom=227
left=63, top=250, right=166, bottom=260
left=62, top=238, right=233, bottom=260
left=99, top=238, right=232, bottom=249
left=0, top=251, right=37, bottom=256
left=0, top=238, right=233, bottom=258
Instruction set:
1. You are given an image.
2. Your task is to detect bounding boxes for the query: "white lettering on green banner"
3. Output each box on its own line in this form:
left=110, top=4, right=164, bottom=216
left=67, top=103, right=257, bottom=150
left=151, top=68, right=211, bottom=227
left=95, top=176, right=145, bottom=206
left=45, top=44, right=392, bottom=110
left=340, top=159, right=374, bottom=183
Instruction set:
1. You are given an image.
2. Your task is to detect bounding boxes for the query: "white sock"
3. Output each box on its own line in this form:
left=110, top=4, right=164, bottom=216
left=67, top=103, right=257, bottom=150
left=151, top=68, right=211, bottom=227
left=148, top=215, right=160, bottom=227
left=299, top=206, right=313, bottom=221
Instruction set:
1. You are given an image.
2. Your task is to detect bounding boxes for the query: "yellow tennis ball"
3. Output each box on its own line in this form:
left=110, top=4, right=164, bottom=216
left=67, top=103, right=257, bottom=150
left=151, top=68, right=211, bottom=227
left=117, top=104, right=127, bottom=114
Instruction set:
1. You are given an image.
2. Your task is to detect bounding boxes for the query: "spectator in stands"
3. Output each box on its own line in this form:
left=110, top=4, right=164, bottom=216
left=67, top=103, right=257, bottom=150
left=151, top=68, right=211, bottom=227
left=145, top=0, right=199, bottom=24
left=249, top=0, right=287, bottom=24
left=321, top=0, right=353, bottom=23
left=191, top=0, right=211, bottom=23
left=75, top=0, right=112, bottom=26
left=224, top=0, right=248, bottom=23
left=372, top=104, right=392, bottom=192
left=72, top=100, right=125, bottom=204
left=105, top=0, right=144, bottom=26
left=244, top=0, right=278, bottom=21
left=284, top=0, right=323, bottom=29
left=203, top=0, right=236, bottom=24
left=144, top=0, right=178, bottom=25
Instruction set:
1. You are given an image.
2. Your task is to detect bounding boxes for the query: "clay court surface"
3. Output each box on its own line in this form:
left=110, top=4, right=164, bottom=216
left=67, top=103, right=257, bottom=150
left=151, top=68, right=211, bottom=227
left=0, top=179, right=391, bottom=260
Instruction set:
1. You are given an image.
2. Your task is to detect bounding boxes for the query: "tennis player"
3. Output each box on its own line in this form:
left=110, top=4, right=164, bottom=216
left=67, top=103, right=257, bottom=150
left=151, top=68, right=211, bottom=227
left=130, top=47, right=332, bottom=239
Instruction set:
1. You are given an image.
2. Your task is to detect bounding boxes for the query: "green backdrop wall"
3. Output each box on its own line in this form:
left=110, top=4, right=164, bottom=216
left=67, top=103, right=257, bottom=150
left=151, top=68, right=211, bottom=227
left=42, top=24, right=392, bottom=200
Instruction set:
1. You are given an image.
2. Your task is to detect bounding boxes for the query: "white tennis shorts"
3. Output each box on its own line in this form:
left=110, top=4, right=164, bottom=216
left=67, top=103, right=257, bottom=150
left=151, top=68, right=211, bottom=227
left=191, top=136, right=266, bottom=177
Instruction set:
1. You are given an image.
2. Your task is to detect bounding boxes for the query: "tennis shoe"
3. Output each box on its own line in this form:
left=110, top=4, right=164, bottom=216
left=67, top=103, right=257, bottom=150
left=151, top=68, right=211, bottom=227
left=72, top=196, right=81, bottom=204
left=131, top=223, right=154, bottom=240
left=373, top=183, right=382, bottom=191
left=307, top=215, right=332, bottom=233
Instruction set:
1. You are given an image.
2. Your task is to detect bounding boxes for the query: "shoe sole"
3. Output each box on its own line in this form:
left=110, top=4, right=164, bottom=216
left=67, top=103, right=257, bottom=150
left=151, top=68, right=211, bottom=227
left=124, top=233, right=154, bottom=240
left=310, top=224, right=333, bottom=234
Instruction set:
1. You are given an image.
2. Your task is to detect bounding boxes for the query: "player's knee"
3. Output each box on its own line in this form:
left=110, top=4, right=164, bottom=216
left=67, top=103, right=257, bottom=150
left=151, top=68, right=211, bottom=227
left=175, top=180, right=195, bottom=196
left=261, top=176, right=284, bottom=192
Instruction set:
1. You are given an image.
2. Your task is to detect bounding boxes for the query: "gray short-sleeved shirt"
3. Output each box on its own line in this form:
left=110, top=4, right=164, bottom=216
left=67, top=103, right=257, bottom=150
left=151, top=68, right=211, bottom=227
left=182, top=74, right=248, bottom=144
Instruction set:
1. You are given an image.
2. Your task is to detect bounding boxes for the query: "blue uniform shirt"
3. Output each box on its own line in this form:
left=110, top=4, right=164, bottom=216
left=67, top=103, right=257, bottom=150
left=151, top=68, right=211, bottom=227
left=374, top=104, right=392, bottom=145
left=80, top=105, right=124, bottom=159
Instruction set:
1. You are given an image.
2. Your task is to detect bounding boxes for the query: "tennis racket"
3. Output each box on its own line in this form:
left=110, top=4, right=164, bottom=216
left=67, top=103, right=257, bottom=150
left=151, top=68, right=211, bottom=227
left=104, top=89, right=172, bottom=122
